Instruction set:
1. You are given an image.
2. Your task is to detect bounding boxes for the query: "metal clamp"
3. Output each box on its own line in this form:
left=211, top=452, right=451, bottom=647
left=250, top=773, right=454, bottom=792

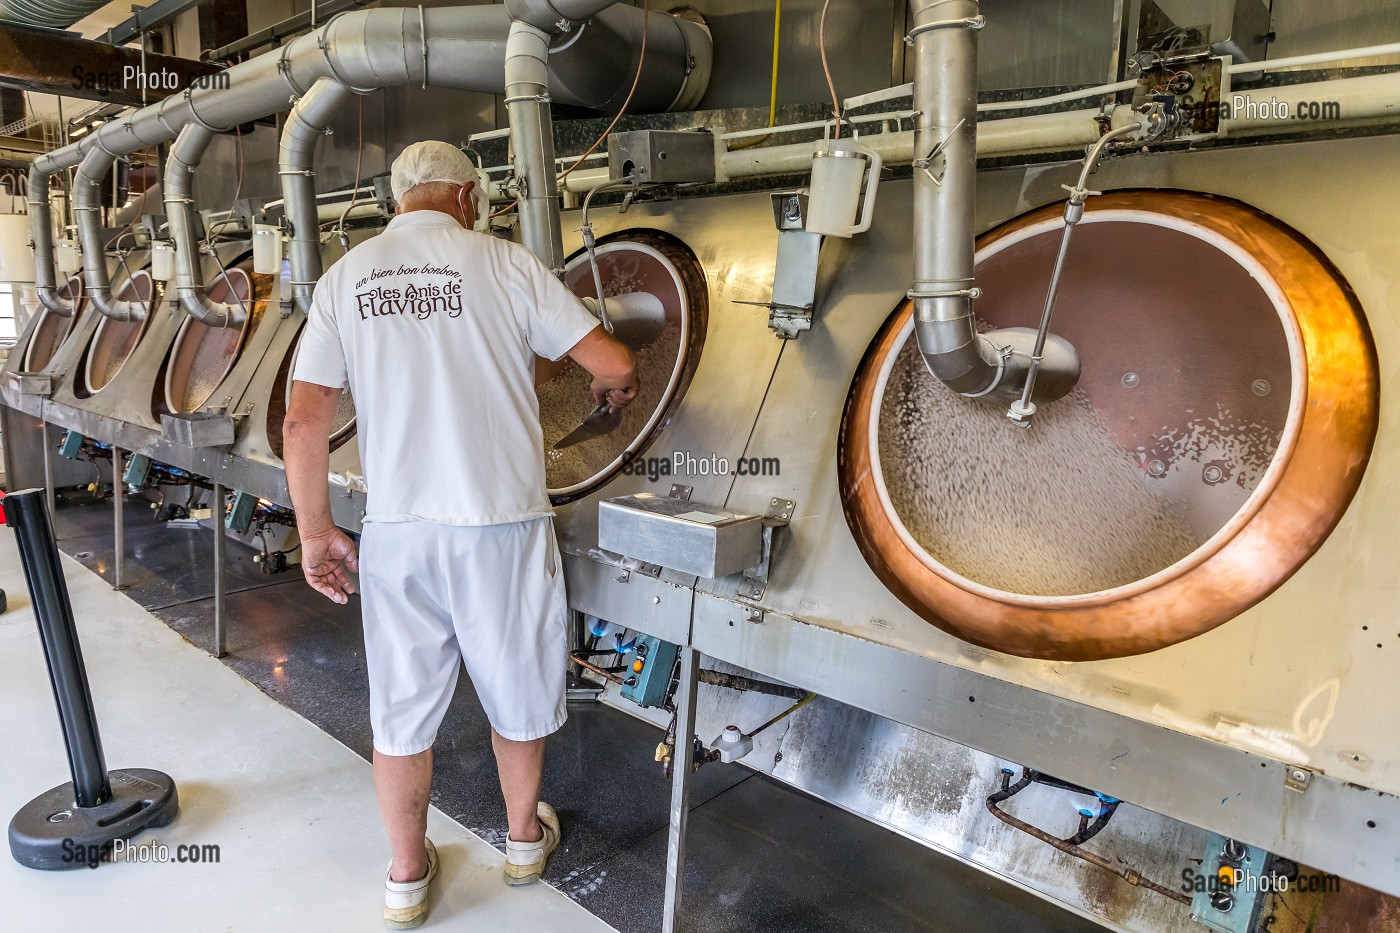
left=907, top=286, right=982, bottom=300
left=737, top=498, right=796, bottom=601
left=905, top=14, right=985, bottom=44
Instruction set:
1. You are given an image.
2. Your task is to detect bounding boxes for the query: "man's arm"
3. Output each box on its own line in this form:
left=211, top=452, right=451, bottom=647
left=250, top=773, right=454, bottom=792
left=565, top=326, right=640, bottom=412
left=284, top=380, right=359, bottom=604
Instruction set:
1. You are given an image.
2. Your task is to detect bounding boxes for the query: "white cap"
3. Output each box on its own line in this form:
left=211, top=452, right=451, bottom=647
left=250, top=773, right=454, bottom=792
left=389, top=141, right=480, bottom=201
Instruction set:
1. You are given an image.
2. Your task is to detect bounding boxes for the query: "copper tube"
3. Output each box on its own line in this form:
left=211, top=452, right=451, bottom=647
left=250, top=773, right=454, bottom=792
left=839, top=190, right=1380, bottom=661
left=985, top=792, right=1191, bottom=906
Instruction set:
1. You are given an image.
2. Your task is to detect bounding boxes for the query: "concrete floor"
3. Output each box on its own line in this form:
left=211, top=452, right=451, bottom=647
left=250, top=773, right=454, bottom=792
left=0, top=504, right=613, bottom=932
left=1, top=493, right=1106, bottom=933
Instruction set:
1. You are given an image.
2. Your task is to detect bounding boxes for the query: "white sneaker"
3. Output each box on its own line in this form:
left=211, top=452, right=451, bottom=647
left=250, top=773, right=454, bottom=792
left=503, top=802, right=560, bottom=886
left=384, top=837, right=439, bottom=930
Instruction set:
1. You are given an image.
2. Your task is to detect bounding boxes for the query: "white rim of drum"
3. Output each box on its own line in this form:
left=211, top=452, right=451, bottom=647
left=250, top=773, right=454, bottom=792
left=867, top=208, right=1308, bottom=605
left=549, top=240, right=692, bottom=499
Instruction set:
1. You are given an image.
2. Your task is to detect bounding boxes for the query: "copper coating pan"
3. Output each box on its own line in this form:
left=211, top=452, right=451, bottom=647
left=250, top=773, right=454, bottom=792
left=83, top=270, right=157, bottom=394
left=22, top=276, right=84, bottom=372
left=162, top=261, right=269, bottom=415
left=839, top=191, right=1380, bottom=661
left=542, top=229, right=708, bottom=504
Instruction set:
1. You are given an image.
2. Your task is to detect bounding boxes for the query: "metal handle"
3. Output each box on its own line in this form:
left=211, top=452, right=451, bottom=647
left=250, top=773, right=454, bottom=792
left=850, top=146, right=883, bottom=235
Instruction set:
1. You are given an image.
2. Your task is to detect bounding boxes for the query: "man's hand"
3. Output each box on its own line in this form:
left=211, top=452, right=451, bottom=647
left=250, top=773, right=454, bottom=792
left=567, top=327, right=639, bottom=414
left=591, top=378, right=640, bottom=413
left=299, top=525, right=360, bottom=604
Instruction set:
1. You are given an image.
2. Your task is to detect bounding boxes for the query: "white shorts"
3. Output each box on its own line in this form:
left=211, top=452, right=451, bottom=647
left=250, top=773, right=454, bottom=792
left=359, top=516, right=568, bottom=755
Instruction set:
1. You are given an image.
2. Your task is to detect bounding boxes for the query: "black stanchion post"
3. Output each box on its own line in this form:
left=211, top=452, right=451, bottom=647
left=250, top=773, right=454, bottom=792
left=4, top=489, right=179, bottom=870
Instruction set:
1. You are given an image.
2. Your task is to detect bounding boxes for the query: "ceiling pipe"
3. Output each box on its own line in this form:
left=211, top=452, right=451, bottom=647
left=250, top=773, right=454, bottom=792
left=505, top=18, right=567, bottom=271
left=907, top=0, right=1077, bottom=406
left=271, top=2, right=708, bottom=300
left=31, top=3, right=708, bottom=319
left=72, top=148, right=146, bottom=322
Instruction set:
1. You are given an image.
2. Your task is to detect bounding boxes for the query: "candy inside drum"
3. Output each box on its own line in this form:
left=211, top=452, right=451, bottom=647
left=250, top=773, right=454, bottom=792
left=84, top=270, right=156, bottom=393
left=840, top=191, right=1379, bottom=660
left=536, top=231, right=707, bottom=503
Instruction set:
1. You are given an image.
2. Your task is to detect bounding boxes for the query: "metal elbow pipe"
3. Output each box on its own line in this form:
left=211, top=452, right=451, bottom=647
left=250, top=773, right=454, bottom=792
left=280, top=79, right=355, bottom=315
left=164, top=124, right=245, bottom=329
left=505, top=0, right=618, bottom=32
left=548, top=5, right=712, bottom=113
left=73, top=148, right=145, bottom=322
left=27, top=163, right=77, bottom=317
left=908, top=0, right=997, bottom=395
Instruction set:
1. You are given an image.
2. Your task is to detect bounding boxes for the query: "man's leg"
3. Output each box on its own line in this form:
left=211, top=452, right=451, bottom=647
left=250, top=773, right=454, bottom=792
left=375, top=748, right=434, bottom=881
left=491, top=730, right=545, bottom=843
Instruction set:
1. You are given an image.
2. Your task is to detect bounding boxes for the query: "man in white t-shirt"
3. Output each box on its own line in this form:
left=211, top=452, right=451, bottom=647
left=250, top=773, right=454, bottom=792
left=284, top=141, right=638, bottom=930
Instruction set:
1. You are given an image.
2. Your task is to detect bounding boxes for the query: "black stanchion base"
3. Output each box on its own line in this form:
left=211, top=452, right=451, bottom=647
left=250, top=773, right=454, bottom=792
left=8, top=768, right=179, bottom=870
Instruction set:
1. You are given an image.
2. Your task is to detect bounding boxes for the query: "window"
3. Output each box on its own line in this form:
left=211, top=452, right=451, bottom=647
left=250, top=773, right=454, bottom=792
left=0, top=283, right=16, bottom=344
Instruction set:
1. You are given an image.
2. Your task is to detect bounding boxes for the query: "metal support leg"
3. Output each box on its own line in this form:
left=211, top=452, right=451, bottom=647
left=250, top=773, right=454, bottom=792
left=112, top=445, right=125, bottom=590
left=663, top=645, right=699, bottom=933
left=42, top=422, right=55, bottom=521
left=211, top=482, right=227, bottom=658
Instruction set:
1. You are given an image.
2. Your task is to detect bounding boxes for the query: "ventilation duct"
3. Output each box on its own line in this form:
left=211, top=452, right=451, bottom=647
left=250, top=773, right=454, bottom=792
left=0, top=0, right=111, bottom=29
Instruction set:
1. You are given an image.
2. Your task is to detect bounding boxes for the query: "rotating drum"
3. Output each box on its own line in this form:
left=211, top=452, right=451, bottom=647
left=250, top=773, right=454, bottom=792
left=266, top=326, right=357, bottom=460
left=840, top=191, right=1378, bottom=661
left=83, top=269, right=156, bottom=394
left=22, top=276, right=84, bottom=372
left=162, top=263, right=267, bottom=414
left=537, top=231, right=707, bottom=503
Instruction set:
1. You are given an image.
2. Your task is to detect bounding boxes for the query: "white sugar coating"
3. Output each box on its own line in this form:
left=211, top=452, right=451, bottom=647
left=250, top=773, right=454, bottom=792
left=878, top=339, right=1202, bottom=596
left=538, top=321, right=683, bottom=489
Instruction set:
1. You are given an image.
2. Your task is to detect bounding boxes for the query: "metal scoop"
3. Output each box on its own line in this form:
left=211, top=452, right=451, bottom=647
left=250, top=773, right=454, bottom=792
left=549, top=291, right=666, bottom=451
left=552, top=401, right=625, bottom=451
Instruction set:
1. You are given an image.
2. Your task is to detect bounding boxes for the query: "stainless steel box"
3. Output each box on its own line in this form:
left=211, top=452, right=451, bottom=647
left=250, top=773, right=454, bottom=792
left=6, top=372, right=53, bottom=396
left=160, top=411, right=236, bottom=448
left=607, top=130, right=716, bottom=185
left=598, top=494, right=763, bottom=578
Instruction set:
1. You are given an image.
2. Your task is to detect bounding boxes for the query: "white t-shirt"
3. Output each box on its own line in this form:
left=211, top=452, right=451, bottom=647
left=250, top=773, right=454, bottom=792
left=293, top=209, right=600, bottom=526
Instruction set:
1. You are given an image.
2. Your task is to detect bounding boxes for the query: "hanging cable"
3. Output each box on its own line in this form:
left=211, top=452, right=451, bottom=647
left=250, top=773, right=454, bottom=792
left=332, top=95, right=367, bottom=251
left=818, top=0, right=841, bottom=138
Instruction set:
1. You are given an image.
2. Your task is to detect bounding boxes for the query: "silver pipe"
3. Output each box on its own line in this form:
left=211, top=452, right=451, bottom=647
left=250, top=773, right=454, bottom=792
left=907, top=0, right=1002, bottom=396
left=165, top=125, right=246, bottom=329
left=506, top=19, right=568, bottom=272
left=30, top=4, right=709, bottom=292
left=506, top=0, right=617, bottom=31
left=27, top=163, right=77, bottom=316
left=73, top=148, right=145, bottom=322
left=280, top=79, right=355, bottom=315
